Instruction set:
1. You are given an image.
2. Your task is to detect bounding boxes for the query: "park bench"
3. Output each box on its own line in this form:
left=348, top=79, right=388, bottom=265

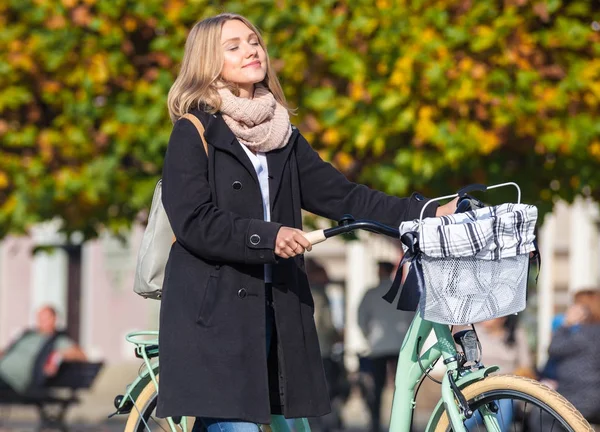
left=0, top=361, right=103, bottom=431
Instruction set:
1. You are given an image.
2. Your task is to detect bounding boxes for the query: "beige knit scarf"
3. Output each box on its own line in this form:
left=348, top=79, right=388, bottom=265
left=217, top=84, right=292, bottom=152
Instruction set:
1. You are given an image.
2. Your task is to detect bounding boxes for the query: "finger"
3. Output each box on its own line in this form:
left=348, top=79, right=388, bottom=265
left=294, top=233, right=312, bottom=251
left=275, top=243, right=291, bottom=258
left=283, top=245, right=296, bottom=257
left=276, top=249, right=291, bottom=259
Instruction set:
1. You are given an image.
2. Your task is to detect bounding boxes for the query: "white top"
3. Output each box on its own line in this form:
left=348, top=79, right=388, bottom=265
left=239, top=144, right=272, bottom=283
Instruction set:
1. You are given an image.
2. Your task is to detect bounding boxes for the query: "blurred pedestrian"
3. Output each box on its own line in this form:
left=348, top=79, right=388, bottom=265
left=305, top=258, right=346, bottom=432
left=0, top=305, right=86, bottom=394
left=358, top=261, right=413, bottom=432
left=159, top=12, right=457, bottom=432
left=541, top=287, right=600, bottom=426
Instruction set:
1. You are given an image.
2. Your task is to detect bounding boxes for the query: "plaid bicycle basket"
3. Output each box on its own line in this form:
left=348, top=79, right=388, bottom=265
left=398, top=203, right=538, bottom=325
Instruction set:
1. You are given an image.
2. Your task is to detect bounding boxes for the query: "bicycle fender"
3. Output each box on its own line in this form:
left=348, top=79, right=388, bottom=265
left=423, top=365, right=499, bottom=432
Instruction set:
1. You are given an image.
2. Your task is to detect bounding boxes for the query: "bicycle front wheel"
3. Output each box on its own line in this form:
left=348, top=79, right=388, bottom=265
left=433, top=375, right=594, bottom=432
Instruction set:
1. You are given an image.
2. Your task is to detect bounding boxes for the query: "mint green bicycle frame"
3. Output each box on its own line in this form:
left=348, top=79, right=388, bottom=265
left=389, top=312, right=501, bottom=432
left=119, top=312, right=504, bottom=432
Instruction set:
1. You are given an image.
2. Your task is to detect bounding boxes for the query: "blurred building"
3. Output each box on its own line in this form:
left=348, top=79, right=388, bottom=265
left=0, top=198, right=598, bottom=370
left=536, top=197, right=600, bottom=367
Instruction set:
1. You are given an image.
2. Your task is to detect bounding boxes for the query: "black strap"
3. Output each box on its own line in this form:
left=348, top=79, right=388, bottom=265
left=530, top=238, right=541, bottom=283
left=382, top=232, right=425, bottom=311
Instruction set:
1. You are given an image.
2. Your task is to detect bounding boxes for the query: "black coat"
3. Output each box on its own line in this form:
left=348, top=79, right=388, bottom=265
left=156, top=109, right=437, bottom=423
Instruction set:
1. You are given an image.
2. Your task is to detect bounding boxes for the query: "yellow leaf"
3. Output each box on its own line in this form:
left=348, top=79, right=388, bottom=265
left=349, top=82, right=365, bottom=101
left=455, top=79, right=475, bottom=101
left=459, top=57, right=474, bottom=72
left=377, top=62, right=388, bottom=75
left=335, top=152, right=353, bottom=171
left=123, top=17, right=137, bottom=32
left=479, top=130, right=500, bottom=154
left=0, top=171, right=8, bottom=189
left=1, top=196, right=16, bottom=213
left=415, top=106, right=436, bottom=144
left=389, top=56, right=413, bottom=88
left=42, top=81, right=61, bottom=94
left=322, top=129, right=341, bottom=146
left=89, top=53, right=109, bottom=84
left=421, top=28, right=437, bottom=43
left=589, top=141, right=600, bottom=159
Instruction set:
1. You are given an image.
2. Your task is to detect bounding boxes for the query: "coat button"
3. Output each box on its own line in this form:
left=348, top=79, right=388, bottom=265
left=250, top=234, right=261, bottom=245
left=237, top=288, right=247, bottom=299
left=232, top=181, right=242, bottom=190
left=414, top=193, right=424, bottom=201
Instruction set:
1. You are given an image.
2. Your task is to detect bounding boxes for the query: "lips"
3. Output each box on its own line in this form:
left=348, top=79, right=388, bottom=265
left=243, top=61, right=261, bottom=68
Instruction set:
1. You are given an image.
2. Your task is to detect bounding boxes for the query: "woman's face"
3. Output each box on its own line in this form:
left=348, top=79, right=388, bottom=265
left=220, top=20, right=267, bottom=97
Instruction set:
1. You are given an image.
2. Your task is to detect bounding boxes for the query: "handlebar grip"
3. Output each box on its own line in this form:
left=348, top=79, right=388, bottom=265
left=457, top=183, right=487, bottom=197
left=303, top=229, right=326, bottom=246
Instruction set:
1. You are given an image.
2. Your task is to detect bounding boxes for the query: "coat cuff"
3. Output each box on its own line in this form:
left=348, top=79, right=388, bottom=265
left=245, top=220, right=282, bottom=264
left=404, top=192, right=439, bottom=221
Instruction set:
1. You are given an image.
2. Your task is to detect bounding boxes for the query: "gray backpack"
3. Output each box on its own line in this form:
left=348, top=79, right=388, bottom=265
left=133, top=113, right=209, bottom=299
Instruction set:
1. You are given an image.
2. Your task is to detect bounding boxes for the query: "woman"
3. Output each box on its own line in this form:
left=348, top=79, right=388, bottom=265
left=158, top=13, right=456, bottom=432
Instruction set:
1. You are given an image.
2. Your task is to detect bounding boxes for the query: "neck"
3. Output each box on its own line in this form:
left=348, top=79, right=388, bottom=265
left=238, top=84, right=254, bottom=99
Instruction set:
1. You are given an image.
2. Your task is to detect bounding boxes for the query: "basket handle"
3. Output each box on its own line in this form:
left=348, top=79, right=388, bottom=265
left=418, top=182, right=522, bottom=223
left=457, top=183, right=487, bottom=197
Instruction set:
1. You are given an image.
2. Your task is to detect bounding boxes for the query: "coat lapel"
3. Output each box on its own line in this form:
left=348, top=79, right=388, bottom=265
left=203, top=113, right=259, bottom=184
left=267, top=127, right=299, bottom=210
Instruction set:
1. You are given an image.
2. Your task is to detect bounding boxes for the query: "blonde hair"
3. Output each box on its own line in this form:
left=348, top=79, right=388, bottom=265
left=167, top=13, right=290, bottom=123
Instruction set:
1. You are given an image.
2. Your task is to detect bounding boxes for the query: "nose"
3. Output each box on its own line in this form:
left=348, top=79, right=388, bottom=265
left=244, top=41, right=258, bottom=58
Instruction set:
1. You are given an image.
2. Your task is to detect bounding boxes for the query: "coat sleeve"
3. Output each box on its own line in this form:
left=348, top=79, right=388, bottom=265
left=161, top=118, right=282, bottom=264
left=295, top=135, right=439, bottom=226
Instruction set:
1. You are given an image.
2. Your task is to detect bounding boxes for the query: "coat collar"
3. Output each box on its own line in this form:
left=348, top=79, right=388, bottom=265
left=200, top=110, right=299, bottom=208
left=202, top=112, right=259, bottom=184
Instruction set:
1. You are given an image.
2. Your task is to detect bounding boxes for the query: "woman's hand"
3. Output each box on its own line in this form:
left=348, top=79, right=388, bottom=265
left=275, top=227, right=312, bottom=259
left=436, top=197, right=459, bottom=217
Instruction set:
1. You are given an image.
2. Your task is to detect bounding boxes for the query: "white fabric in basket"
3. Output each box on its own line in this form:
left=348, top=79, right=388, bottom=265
left=399, top=203, right=537, bottom=260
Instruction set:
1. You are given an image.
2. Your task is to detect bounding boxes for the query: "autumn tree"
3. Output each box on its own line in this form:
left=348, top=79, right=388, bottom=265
left=1, top=0, right=599, bottom=238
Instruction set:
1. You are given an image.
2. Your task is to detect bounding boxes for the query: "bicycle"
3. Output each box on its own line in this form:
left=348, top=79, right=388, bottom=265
left=112, top=183, right=594, bottom=432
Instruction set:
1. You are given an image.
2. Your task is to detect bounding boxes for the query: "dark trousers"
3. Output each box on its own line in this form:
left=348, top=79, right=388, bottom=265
left=368, top=354, right=398, bottom=432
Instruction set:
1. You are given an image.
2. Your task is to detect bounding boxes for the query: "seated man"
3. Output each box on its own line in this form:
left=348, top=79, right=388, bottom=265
left=0, top=305, right=87, bottom=394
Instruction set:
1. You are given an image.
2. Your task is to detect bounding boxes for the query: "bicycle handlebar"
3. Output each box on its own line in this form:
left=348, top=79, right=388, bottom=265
left=303, top=182, right=522, bottom=248
left=303, top=219, right=399, bottom=247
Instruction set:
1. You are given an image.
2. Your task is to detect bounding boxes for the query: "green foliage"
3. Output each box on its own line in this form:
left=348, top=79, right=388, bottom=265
left=1, top=0, right=599, bottom=238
